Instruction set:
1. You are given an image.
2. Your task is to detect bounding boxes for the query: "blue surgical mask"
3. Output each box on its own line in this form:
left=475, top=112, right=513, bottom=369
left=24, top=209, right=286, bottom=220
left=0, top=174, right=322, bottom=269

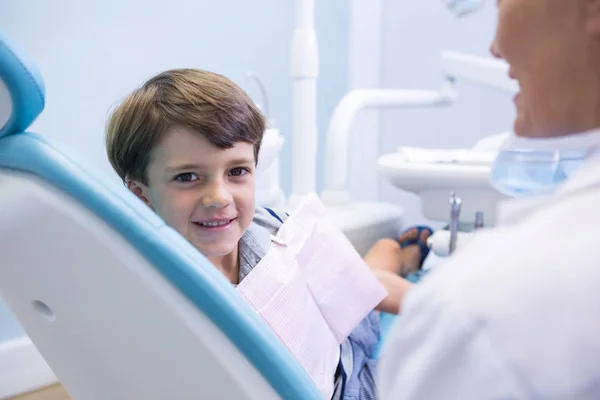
left=489, top=148, right=589, bottom=198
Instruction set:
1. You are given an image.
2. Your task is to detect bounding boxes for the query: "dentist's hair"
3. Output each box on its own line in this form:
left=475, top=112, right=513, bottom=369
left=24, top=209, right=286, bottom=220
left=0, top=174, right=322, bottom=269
left=105, top=68, right=265, bottom=185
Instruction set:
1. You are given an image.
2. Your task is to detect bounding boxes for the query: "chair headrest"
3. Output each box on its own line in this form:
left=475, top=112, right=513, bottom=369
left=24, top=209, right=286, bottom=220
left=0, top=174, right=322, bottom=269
left=0, top=29, right=45, bottom=138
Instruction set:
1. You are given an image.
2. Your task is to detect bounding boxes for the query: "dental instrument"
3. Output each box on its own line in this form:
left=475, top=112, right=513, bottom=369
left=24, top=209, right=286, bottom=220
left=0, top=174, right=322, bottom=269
left=448, top=192, right=462, bottom=255
left=474, top=211, right=485, bottom=230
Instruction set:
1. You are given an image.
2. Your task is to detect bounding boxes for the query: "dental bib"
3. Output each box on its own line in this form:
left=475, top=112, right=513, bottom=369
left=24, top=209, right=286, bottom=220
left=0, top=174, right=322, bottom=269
left=236, top=194, right=387, bottom=399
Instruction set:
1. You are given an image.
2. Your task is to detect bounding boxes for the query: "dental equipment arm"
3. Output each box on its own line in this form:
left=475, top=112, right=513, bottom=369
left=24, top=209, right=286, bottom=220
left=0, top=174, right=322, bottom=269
left=320, top=83, right=457, bottom=205
left=288, top=0, right=494, bottom=209
left=288, top=0, right=319, bottom=208
left=320, top=44, right=517, bottom=206
left=442, top=51, right=519, bottom=94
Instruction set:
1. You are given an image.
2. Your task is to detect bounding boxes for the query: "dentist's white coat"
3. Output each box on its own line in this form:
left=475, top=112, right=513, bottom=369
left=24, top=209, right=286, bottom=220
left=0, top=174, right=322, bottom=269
left=378, top=149, right=600, bottom=399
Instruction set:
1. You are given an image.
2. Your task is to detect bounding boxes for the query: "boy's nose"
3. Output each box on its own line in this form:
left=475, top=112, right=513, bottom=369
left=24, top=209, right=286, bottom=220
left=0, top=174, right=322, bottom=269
left=202, top=181, right=232, bottom=208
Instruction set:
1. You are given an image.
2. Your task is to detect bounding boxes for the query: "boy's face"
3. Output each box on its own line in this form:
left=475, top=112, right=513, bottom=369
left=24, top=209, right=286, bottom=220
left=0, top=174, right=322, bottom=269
left=130, top=125, right=256, bottom=260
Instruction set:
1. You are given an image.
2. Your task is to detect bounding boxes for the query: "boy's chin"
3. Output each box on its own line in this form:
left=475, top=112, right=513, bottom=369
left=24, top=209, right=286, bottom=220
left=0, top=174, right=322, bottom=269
left=196, top=242, right=238, bottom=260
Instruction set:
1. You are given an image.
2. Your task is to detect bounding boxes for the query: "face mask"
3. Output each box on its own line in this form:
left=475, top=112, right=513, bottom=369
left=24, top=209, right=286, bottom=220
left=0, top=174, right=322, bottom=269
left=489, top=148, right=589, bottom=198
left=443, top=0, right=485, bottom=17
left=488, top=131, right=600, bottom=198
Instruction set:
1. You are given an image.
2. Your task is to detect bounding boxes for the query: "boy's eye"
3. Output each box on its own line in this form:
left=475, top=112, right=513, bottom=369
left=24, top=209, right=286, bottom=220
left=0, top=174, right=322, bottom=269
left=230, top=168, right=248, bottom=177
left=174, top=173, right=199, bottom=182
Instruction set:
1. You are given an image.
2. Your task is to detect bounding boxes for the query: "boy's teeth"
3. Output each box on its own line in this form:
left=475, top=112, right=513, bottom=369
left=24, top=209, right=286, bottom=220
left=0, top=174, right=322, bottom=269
left=201, top=220, right=230, bottom=227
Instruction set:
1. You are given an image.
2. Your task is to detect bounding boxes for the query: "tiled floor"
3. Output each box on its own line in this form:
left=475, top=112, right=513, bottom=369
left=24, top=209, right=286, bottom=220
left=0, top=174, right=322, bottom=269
left=9, top=385, right=70, bottom=400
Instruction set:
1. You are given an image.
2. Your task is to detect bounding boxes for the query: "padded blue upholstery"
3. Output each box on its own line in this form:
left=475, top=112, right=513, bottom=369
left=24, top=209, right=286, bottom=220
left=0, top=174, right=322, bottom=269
left=0, top=31, right=322, bottom=400
left=0, top=30, right=45, bottom=137
left=0, top=134, right=322, bottom=399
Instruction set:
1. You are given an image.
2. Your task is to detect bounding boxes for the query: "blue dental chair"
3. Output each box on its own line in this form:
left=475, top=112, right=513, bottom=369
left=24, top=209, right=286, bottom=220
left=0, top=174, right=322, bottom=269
left=0, top=31, right=322, bottom=399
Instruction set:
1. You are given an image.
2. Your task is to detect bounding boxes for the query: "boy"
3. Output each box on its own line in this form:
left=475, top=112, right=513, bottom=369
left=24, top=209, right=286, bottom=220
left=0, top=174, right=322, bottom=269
left=105, top=69, right=430, bottom=399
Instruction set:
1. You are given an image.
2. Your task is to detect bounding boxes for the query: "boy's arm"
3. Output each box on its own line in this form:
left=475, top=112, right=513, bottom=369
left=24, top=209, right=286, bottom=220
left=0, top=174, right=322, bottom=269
left=371, top=269, right=414, bottom=314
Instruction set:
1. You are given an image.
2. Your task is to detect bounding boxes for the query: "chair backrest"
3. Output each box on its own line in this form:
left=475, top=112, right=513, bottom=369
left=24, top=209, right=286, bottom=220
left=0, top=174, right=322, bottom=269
left=0, top=29, right=321, bottom=400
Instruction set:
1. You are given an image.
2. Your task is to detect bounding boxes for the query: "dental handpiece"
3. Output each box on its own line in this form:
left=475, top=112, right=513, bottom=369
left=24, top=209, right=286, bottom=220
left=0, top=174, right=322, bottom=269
left=474, top=211, right=484, bottom=230
left=448, top=192, right=462, bottom=255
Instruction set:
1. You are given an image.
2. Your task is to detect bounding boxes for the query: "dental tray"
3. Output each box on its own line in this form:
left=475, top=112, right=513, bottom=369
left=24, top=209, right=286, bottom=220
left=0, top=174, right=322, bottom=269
left=396, top=147, right=497, bottom=165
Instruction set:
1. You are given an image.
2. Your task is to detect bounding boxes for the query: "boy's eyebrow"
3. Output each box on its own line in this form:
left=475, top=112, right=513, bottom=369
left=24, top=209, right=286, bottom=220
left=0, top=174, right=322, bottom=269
left=165, top=163, right=205, bottom=172
left=227, top=157, right=255, bottom=166
left=165, top=158, right=254, bottom=172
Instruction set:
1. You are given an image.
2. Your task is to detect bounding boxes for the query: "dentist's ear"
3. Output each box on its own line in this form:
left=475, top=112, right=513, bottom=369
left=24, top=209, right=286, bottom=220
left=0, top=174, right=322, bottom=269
left=126, top=178, right=154, bottom=210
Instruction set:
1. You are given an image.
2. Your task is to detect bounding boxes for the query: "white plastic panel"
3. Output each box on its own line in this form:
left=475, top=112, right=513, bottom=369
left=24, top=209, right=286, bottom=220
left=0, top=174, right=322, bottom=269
left=255, top=128, right=285, bottom=209
left=256, top=128, right=284, bottom=174
left=0, top=170, right=280, bottom=400
left=0, top=80, right=12, bottom=133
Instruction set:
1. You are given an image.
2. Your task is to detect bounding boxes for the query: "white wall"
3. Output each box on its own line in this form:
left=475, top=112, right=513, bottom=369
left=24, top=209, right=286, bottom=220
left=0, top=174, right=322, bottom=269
left=348, top=1, right=516, bottom=226
left=0, top=0, right=349, bottom=381
left=0, top=0, right=348, bottom=192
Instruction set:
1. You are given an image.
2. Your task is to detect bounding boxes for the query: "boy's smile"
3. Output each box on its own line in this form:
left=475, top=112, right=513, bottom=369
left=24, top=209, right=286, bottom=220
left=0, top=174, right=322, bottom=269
left=128, top=125, right=256, bottom=282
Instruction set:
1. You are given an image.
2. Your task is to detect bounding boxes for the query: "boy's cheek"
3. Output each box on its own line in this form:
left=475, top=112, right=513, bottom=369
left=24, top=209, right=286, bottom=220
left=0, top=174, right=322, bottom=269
left=152, top=191, right=192, bottom=228
left=236, top=201, right=254, bottom=227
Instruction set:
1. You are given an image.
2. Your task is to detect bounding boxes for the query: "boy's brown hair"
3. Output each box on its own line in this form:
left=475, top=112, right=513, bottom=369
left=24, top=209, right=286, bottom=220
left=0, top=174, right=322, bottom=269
left=106, top=68, right=265, bottom=185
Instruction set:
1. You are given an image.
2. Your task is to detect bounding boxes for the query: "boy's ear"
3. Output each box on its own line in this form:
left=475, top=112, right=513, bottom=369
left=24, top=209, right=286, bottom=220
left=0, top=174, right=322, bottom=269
left=126, top=179, right=153, bottom=210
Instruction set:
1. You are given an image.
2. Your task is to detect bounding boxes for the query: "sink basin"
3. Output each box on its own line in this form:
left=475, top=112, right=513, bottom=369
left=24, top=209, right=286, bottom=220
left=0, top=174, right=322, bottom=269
left=377, top=143, right=508, bottom=226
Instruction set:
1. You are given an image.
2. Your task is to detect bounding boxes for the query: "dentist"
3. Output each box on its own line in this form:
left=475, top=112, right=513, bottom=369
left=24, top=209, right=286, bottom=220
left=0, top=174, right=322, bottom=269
left=378, top=0, right=600, bottom=398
